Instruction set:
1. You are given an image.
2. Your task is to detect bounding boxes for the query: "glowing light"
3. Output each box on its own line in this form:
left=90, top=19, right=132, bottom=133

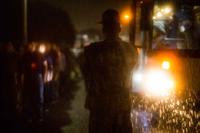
left=121, top=13, right=131, bottom=24
left=46, top=71, right=53, bottom=82
left=39, top=44, right=46, bottom=54
left=156, top=12, right=163, bottom=18
left=180, top=25, right=185, bottom=32
left=124, top=14, right=130, bottom=20
left=163, top=7, right=172, bottom=14
left=82, top=34, right=88, bottom=40
left=133, top=71, right=143, bottom=83
left=154, top=6, right=173, bottom=20
left=144, top=69, right=174, bottom=97
left=162, top=61, right=170, bottom=70
left=120, top=7, right=132, bottom=24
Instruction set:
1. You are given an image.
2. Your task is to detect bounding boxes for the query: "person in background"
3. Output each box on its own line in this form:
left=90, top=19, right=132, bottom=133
left=20, top=43, right=45, bottom=122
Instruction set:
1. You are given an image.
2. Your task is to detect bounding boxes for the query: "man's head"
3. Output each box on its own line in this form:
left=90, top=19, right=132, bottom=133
left=100, top=9, right=121, bottom=36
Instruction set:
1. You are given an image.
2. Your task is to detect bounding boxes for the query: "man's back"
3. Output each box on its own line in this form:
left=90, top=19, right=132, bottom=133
left=84, top=9, right=137, bottom=133
left=84, top=38, right=137, bottom=100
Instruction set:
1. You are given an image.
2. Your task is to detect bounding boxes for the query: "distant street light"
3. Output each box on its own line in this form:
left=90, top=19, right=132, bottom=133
left=124, top=14, right=130, bottom=20
left=121, top=8, right=132, bottom=24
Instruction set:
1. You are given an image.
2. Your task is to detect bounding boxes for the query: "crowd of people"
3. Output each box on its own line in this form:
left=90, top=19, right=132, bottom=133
left=0, top=41, right=80, bottom=123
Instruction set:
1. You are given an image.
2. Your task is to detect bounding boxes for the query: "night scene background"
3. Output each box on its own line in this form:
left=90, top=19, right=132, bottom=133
left=0, top=0, right=200, bottom=133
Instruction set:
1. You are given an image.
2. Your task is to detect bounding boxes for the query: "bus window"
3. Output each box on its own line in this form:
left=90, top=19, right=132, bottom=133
left=152, top=4, right=200, bottom=50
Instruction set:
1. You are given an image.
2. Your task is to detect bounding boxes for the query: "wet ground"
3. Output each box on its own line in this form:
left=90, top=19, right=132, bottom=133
left=1, top=77, right=199, bottom=133
left=1, top=79, right=89, bottom=133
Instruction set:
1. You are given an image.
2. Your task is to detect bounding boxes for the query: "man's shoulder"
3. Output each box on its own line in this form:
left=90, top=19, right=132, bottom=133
left=119, top=39, right=133, bottom=47
left=119, top=40, right=137, bottom=51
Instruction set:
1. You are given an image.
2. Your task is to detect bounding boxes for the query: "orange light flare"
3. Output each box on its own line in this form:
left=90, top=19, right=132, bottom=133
left=146, top=51, right=183, bottom=95
left=120, top=7, right=132, bottom=25
left=162, top=60, right=170, bottom=70
left=147, top=52, right=178, bottom=70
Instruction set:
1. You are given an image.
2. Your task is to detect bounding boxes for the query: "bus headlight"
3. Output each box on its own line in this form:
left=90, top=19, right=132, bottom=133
left=133, top=71, right=143, bottom=84
left=144, top=69, right=175, bottom=97
left=161, top=60, right=170, bottom=70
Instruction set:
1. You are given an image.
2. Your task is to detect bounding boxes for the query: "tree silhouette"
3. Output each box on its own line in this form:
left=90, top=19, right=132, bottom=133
left=28, top=1, right=76, bottom=47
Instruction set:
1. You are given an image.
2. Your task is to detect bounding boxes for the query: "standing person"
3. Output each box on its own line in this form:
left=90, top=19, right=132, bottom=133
left=20, top=44, right=45, bottom=122
left=83, top=9, right=138, bottom=133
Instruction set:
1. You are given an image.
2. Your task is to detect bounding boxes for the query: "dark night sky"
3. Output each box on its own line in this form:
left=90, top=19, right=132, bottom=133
left=42, top=0, right=131, bottom=31
left=0, top=0, right=131, bottom=41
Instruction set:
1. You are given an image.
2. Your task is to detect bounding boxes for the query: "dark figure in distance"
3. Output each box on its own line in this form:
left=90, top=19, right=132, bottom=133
left=20, top=44, right=45, bottom=122
left=83, top=9, right=138, bottom=133
left=0, top=42, right=19, bottom=121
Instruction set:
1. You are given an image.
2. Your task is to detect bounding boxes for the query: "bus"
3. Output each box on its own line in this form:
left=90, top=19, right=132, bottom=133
left=130, top=0, right=200, bottom=132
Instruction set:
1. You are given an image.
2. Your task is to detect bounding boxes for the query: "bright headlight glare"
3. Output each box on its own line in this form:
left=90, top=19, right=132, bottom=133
left=144, top=70, right=174, bottom=97
left=133, top=71, right=143, bottom=83
left=162, top=60, right=170, bottom=70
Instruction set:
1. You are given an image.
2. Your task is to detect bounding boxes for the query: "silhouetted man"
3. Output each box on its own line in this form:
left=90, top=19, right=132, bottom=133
left=83, top=9, right=137, bottom=133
